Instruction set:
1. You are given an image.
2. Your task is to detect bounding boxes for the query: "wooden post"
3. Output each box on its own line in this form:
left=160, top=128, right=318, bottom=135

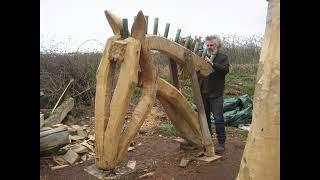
left=153, top=18, right=159, bottom=35
left=122, top=18, right=129, bottom=39
left=167, top=29, right=181, bottom=89
left=163, top=23, right=170, bottom=38
left=184, top=36, right=191, bottom=48
left=201, top=48, right=207, bottom=59
left=193, top=41, right=200, bottom=53
left=184, top=50, right=214, bottom=157
left=145, top=16, right=148, bottom=34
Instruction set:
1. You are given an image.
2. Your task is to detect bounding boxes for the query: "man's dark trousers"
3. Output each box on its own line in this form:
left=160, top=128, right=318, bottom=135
left=202, top=94, right=226, bottom=145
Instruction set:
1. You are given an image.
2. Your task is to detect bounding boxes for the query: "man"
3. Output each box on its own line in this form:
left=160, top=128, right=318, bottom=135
left=199, top=35, right=230, bottom=153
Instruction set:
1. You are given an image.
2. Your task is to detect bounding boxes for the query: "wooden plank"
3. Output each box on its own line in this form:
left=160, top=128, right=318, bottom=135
left=184, top=50, right=214, bottom=156
left=40, top=126, right=67, bottom=138
left=167, top=29, right=180, bottom=89
left=51, top=79, right=74, bottom=114
left=62, top=150, right=80, bottom=165
left=44, top=97, right=74, bottom=127
left=146, top=35, right=213, bottom=77
left=153, top=17, right=159, bottom=35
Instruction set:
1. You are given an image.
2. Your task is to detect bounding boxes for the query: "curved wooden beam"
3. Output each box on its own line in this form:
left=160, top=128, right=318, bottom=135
left=157, top=78, right=203, bottom=145
left=146, top=35, right=213, bottom=77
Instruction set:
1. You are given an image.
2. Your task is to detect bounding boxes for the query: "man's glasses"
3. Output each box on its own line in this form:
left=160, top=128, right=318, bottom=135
left=207, top=44, right=214, bottom=47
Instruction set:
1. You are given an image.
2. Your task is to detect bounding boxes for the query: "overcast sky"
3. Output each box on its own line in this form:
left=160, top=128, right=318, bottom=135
left=40, top=0, right=268, bottom=52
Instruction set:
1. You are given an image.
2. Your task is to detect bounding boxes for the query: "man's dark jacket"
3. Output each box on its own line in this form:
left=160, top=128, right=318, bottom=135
left=198, top=52, right=230, bottom=98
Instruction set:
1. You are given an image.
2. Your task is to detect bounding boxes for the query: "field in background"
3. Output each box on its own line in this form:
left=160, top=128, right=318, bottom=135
left=40, top=34, right=261, bottom=109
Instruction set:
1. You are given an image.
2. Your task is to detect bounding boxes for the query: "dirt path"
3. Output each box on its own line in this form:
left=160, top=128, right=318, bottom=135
left=40, top=127, right=245, bottom=180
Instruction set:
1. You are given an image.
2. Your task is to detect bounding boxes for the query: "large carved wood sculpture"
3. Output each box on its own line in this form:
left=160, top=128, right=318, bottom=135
left=236, top=0, right=280, bottom=179
left=95, top=10, right=216, bottom=170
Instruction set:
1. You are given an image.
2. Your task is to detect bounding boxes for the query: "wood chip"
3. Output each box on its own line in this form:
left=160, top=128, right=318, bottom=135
left=81, top=141, right=94, bottom=152
left=52, top=124, right=63, bottom=127
left=40, top=127, right=53, bottom=132
left=77, top=130, right=88, bottom=138
left=179, top=158, right=191, bottom=167
left=62, top=150, right=80, bottom=165
left=138, top=172, right=155, bottom=179
left=53, top=156, right=67, bottom=166
left=173, top=137, right=186, bottom=143
left=81, top=154, right=87, bottom=161
left=197, top=155, right=222, bottom=162
left=88, top=135, right=95, bottom=141
left=51, top=164, right=69, bottom=170
left=127, top=147, right=135, bottom=152
left=69, top=135, right=85, bottom=141
left=127, top=160, right=136, bottom=170
left=71, top=125, right=83, bottom=130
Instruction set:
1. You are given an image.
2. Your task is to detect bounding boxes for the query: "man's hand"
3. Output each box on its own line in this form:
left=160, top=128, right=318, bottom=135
left=204, top=56, right=213, bottom=66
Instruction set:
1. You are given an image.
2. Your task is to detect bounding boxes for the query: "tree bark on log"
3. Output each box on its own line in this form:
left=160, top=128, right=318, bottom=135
left=40, top=126, right=69, bottom=153
left=44, top=97, right=74, bottom=127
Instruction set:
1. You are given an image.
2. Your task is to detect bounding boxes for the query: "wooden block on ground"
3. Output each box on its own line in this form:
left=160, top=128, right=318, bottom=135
left=84, top=163, right=137, bottom=180
left=62, top=150, right=80, bottom=165
left=71, top=144, right=88, bottom=153
left=179, top=157, right=191, bottom=168
left=44, top=97, right=74, bottom=127
left=126, top=160, right=136, bottom=170
left=197, top=155, right=222, bottom=162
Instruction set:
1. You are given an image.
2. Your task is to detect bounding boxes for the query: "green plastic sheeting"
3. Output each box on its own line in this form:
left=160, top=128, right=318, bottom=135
left=191, top=94, right=253, bottom=127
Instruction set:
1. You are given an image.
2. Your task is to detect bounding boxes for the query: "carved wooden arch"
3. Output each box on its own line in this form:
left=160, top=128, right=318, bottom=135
left=95, top=10, right=215, bottom=170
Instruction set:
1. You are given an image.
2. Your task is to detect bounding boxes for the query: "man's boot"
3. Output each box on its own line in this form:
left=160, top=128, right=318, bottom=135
left=215, top=143, right=225, bottom=154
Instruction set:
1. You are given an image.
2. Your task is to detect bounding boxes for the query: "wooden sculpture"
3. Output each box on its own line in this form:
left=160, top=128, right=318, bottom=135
left=95, top=10, right=217, bottom=170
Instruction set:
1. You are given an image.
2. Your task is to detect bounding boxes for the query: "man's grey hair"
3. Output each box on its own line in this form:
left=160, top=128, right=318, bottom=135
left=205, top=35, right=222, bottom=49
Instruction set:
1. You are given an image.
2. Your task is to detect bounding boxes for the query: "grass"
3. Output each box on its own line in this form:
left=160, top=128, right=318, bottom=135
left=224, top=64, right=258, bottom=98
left=158, top=122, right=176, bottom=137
left=238, top=129, right=249, bottom=141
